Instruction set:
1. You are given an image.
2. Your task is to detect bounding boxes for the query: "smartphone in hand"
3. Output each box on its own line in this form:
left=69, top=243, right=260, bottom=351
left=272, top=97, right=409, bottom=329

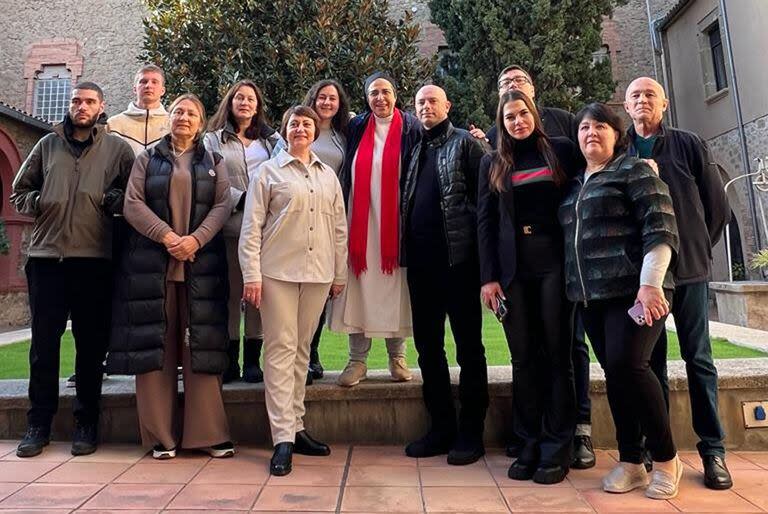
left=494, top=294, right=508, bottom=322
left=627, top=301, right=647, bottom=326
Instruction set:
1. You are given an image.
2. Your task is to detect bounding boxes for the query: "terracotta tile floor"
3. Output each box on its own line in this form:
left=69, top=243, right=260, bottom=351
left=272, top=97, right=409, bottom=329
left=0, top=442, right=766, bottom=513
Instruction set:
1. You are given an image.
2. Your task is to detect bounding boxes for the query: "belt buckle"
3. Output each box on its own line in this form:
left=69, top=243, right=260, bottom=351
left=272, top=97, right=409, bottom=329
left=522, top=225, right=533, bottom=235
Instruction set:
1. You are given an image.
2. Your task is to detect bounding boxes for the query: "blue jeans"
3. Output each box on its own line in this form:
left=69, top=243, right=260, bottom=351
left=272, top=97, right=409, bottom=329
left=650, top=281, right=726, bottom=458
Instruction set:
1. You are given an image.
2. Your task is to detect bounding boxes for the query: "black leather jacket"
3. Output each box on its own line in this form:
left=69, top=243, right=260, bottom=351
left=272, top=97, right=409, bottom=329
left=400, top=121, right=488, bottom=266
left=558, top=154, right=679, bottom=304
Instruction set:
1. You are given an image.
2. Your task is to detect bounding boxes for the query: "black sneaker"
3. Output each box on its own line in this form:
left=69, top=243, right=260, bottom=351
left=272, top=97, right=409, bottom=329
left=16, top=425, right=50, bottom=458
left=71, top=423, right=98, bottom=456
left=66, top=374, right=76, bottom=388
left=572, top=435, right=596, bottom=469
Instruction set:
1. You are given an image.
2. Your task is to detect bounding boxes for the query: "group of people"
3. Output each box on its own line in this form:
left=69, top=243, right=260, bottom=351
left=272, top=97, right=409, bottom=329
left=10, top=61, right=733, bottom=499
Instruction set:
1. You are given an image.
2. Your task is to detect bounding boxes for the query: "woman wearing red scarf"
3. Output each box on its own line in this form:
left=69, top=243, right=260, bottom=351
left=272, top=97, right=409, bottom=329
left=328, top=72, right=421, bottom=387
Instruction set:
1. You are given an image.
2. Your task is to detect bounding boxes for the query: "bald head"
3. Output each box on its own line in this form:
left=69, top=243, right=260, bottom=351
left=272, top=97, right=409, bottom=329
left=624, top=76, right=669, bottom=130
left=415, top=85, right=451, bottom=129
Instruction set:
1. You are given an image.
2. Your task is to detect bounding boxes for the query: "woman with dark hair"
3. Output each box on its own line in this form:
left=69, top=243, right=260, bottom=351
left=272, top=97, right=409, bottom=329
left=109, top=93, right=233, bottom=459
left=239, top=105, right=348, bottom=476
left=558, top=102, right=681, bottom=499
left=327, top=71, right=421, bottom=387
left=204, top=80, right=284, bottom=384
left=300, top=79, right=351, bottom=380
left=477, top=90, right=580, bottom=484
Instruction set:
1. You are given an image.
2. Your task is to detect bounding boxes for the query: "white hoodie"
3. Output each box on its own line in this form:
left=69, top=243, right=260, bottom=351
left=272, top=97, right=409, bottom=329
left=107, top=102, right=170, bottom=156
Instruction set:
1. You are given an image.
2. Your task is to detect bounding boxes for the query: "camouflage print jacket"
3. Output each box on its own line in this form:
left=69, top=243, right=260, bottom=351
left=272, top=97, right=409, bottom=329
left=558, top=154, right=679, bottom=304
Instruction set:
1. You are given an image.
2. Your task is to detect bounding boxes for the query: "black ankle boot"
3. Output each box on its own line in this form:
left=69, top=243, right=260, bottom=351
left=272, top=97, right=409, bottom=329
left=294, top=430, right=330, bottom=456
left=242, top=338, right=264, bottom=383
left=270, top=442, right=293, bottom=476
left=222, top=339, right=240, bottom=384
left=309, top=326, right=324, bottom=379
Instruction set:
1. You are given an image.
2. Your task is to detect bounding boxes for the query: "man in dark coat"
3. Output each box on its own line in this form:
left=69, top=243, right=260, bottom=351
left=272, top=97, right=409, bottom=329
left=624, top=76, right=732, bottom=490
left=401, top=85, right=489, bottom=465
left=10, top=82, right=134, bottom=458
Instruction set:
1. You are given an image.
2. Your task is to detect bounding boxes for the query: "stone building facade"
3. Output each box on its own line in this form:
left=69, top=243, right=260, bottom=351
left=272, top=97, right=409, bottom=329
left=2, top=0, right=760, bottom=298
left=0, top=0, right=146, bottom=119
left=659, top=0, right=768, bottom=280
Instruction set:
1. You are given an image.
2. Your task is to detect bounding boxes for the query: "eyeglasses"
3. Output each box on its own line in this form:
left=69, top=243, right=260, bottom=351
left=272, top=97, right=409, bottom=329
left=498, top=76, right=531, bottom=89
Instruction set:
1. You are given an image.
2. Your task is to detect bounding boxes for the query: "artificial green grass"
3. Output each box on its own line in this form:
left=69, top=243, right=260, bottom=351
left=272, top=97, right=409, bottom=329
left=0, top=312, right=764, bottom=379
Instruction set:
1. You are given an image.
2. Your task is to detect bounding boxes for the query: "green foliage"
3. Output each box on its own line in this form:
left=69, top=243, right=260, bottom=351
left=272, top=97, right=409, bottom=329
left=141, top=0, right=434, bottom=121
left=0, top=219, right=10, bottom=256
left=430, top=0, right=625, bottom=127
left=750, top=249, right=768, bottom=270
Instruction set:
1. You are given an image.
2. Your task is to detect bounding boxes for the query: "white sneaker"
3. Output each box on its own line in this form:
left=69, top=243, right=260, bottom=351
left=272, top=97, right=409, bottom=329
left=602, top=462, right=649, bottom=493
left=388, top=356, right=413, bottom=382
left=337, top=360, right=367, bottom=387
left=152, top=445, right=176, bottom=460
left=646, top=455, right=682, bottom=500
left=203, top=441, right=235, bottom=458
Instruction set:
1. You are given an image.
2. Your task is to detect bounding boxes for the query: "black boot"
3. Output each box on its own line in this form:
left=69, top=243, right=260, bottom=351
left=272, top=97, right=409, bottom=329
left=242, top=338, right=264, bottom=383
left=309, top=312, right=324, bottom=379
left=270, top=442, right=293, bottom=476
left=294, top=430, right=330, bottom=456
left=222, top=339, right=240, bottom=384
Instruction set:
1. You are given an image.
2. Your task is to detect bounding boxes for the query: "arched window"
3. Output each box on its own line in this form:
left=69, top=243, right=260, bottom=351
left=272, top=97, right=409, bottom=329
left=33, top=65, right=72, bottom=123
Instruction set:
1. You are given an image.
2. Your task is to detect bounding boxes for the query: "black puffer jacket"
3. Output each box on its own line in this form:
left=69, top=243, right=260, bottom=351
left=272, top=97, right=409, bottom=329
left=107, top=139, right=229, bottom=375
left=558, top=154, right=679, bottom=304
left=400, top=121, right=488, bottom=266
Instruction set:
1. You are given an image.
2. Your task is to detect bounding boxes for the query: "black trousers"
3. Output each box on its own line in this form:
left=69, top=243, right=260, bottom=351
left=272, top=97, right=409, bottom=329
left=583, top=294, right=676, bottom=464
left=406, top=259, right=489, bottom=439
left=503, top=268, right=575, bottom=467
left=572, top=309, right=592, bottom=426
left=25, top=257, right=112, bottom=427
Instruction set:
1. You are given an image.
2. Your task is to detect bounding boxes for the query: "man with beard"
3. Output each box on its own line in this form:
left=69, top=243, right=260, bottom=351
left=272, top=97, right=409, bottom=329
left=11, top=82, right=134, bottom=457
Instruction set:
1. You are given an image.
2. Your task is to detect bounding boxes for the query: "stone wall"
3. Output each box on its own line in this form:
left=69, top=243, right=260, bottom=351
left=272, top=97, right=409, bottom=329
left=0, top=0, right=147, bottom=118
left=0, top=116, right=48, bottom=161
left=708, top=113, right=768, bottom=277
left=388, top=0, right=445, bottom=55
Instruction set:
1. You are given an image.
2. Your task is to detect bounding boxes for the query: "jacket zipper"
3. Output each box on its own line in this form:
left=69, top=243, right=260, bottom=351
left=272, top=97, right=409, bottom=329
left=573, top=177, right=589, bottom=306
left=185, top=152, right=199, bottom=350
left=61, top=135, right=95, bottom=260
left=144, top=110, right=149, bottom=149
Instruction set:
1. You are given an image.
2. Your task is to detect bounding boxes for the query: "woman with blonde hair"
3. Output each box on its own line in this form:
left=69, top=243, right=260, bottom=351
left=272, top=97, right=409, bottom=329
left=108, top=93, right=234, bottom=459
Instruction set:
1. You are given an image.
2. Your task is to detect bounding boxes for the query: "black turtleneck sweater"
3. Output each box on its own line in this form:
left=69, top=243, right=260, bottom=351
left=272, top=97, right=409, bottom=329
left=508, top=134, right=564, bottom=276
left=406, top=117, right=450, bottom=267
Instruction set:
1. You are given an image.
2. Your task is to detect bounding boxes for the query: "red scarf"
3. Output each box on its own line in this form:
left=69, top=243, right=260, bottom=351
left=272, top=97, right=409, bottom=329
left=349, top=110, right=403, bottom=277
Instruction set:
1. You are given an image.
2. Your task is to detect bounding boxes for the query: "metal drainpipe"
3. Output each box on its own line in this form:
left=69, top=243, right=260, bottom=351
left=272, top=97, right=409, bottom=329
left=719, top=0, right=762, bottom=251
left=645, top=0, right=660, bottom=80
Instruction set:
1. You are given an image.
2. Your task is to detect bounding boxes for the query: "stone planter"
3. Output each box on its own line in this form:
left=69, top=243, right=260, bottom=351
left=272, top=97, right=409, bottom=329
left=710, top=281, right=768, bottom=330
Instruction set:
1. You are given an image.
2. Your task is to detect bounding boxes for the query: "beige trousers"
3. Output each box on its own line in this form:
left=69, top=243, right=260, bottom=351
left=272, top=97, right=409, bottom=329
left=226, top=238, right=262, bottom=340
left=260, top=277, right=331, bottom=445
left=135, top=282, right=231, bottom=450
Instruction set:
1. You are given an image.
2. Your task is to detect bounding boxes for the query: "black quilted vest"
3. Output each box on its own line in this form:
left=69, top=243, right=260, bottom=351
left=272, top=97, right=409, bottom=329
left=107, top=137, right=229, bottom=375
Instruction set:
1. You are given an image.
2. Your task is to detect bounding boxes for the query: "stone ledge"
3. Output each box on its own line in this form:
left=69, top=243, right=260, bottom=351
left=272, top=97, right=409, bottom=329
left=1, top=359, right=766, bottom=408
left=710, top=281, right=768, bottom=293
left=1, top=359, right=767, bottom=449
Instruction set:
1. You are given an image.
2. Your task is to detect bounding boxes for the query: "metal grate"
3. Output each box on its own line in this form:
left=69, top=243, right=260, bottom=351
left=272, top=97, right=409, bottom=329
left=33, top=65, right=72, bottom=123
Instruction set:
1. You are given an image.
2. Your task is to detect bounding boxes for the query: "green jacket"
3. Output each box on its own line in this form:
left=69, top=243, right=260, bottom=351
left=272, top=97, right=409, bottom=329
left=10, top=121, right=135, bottom=259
